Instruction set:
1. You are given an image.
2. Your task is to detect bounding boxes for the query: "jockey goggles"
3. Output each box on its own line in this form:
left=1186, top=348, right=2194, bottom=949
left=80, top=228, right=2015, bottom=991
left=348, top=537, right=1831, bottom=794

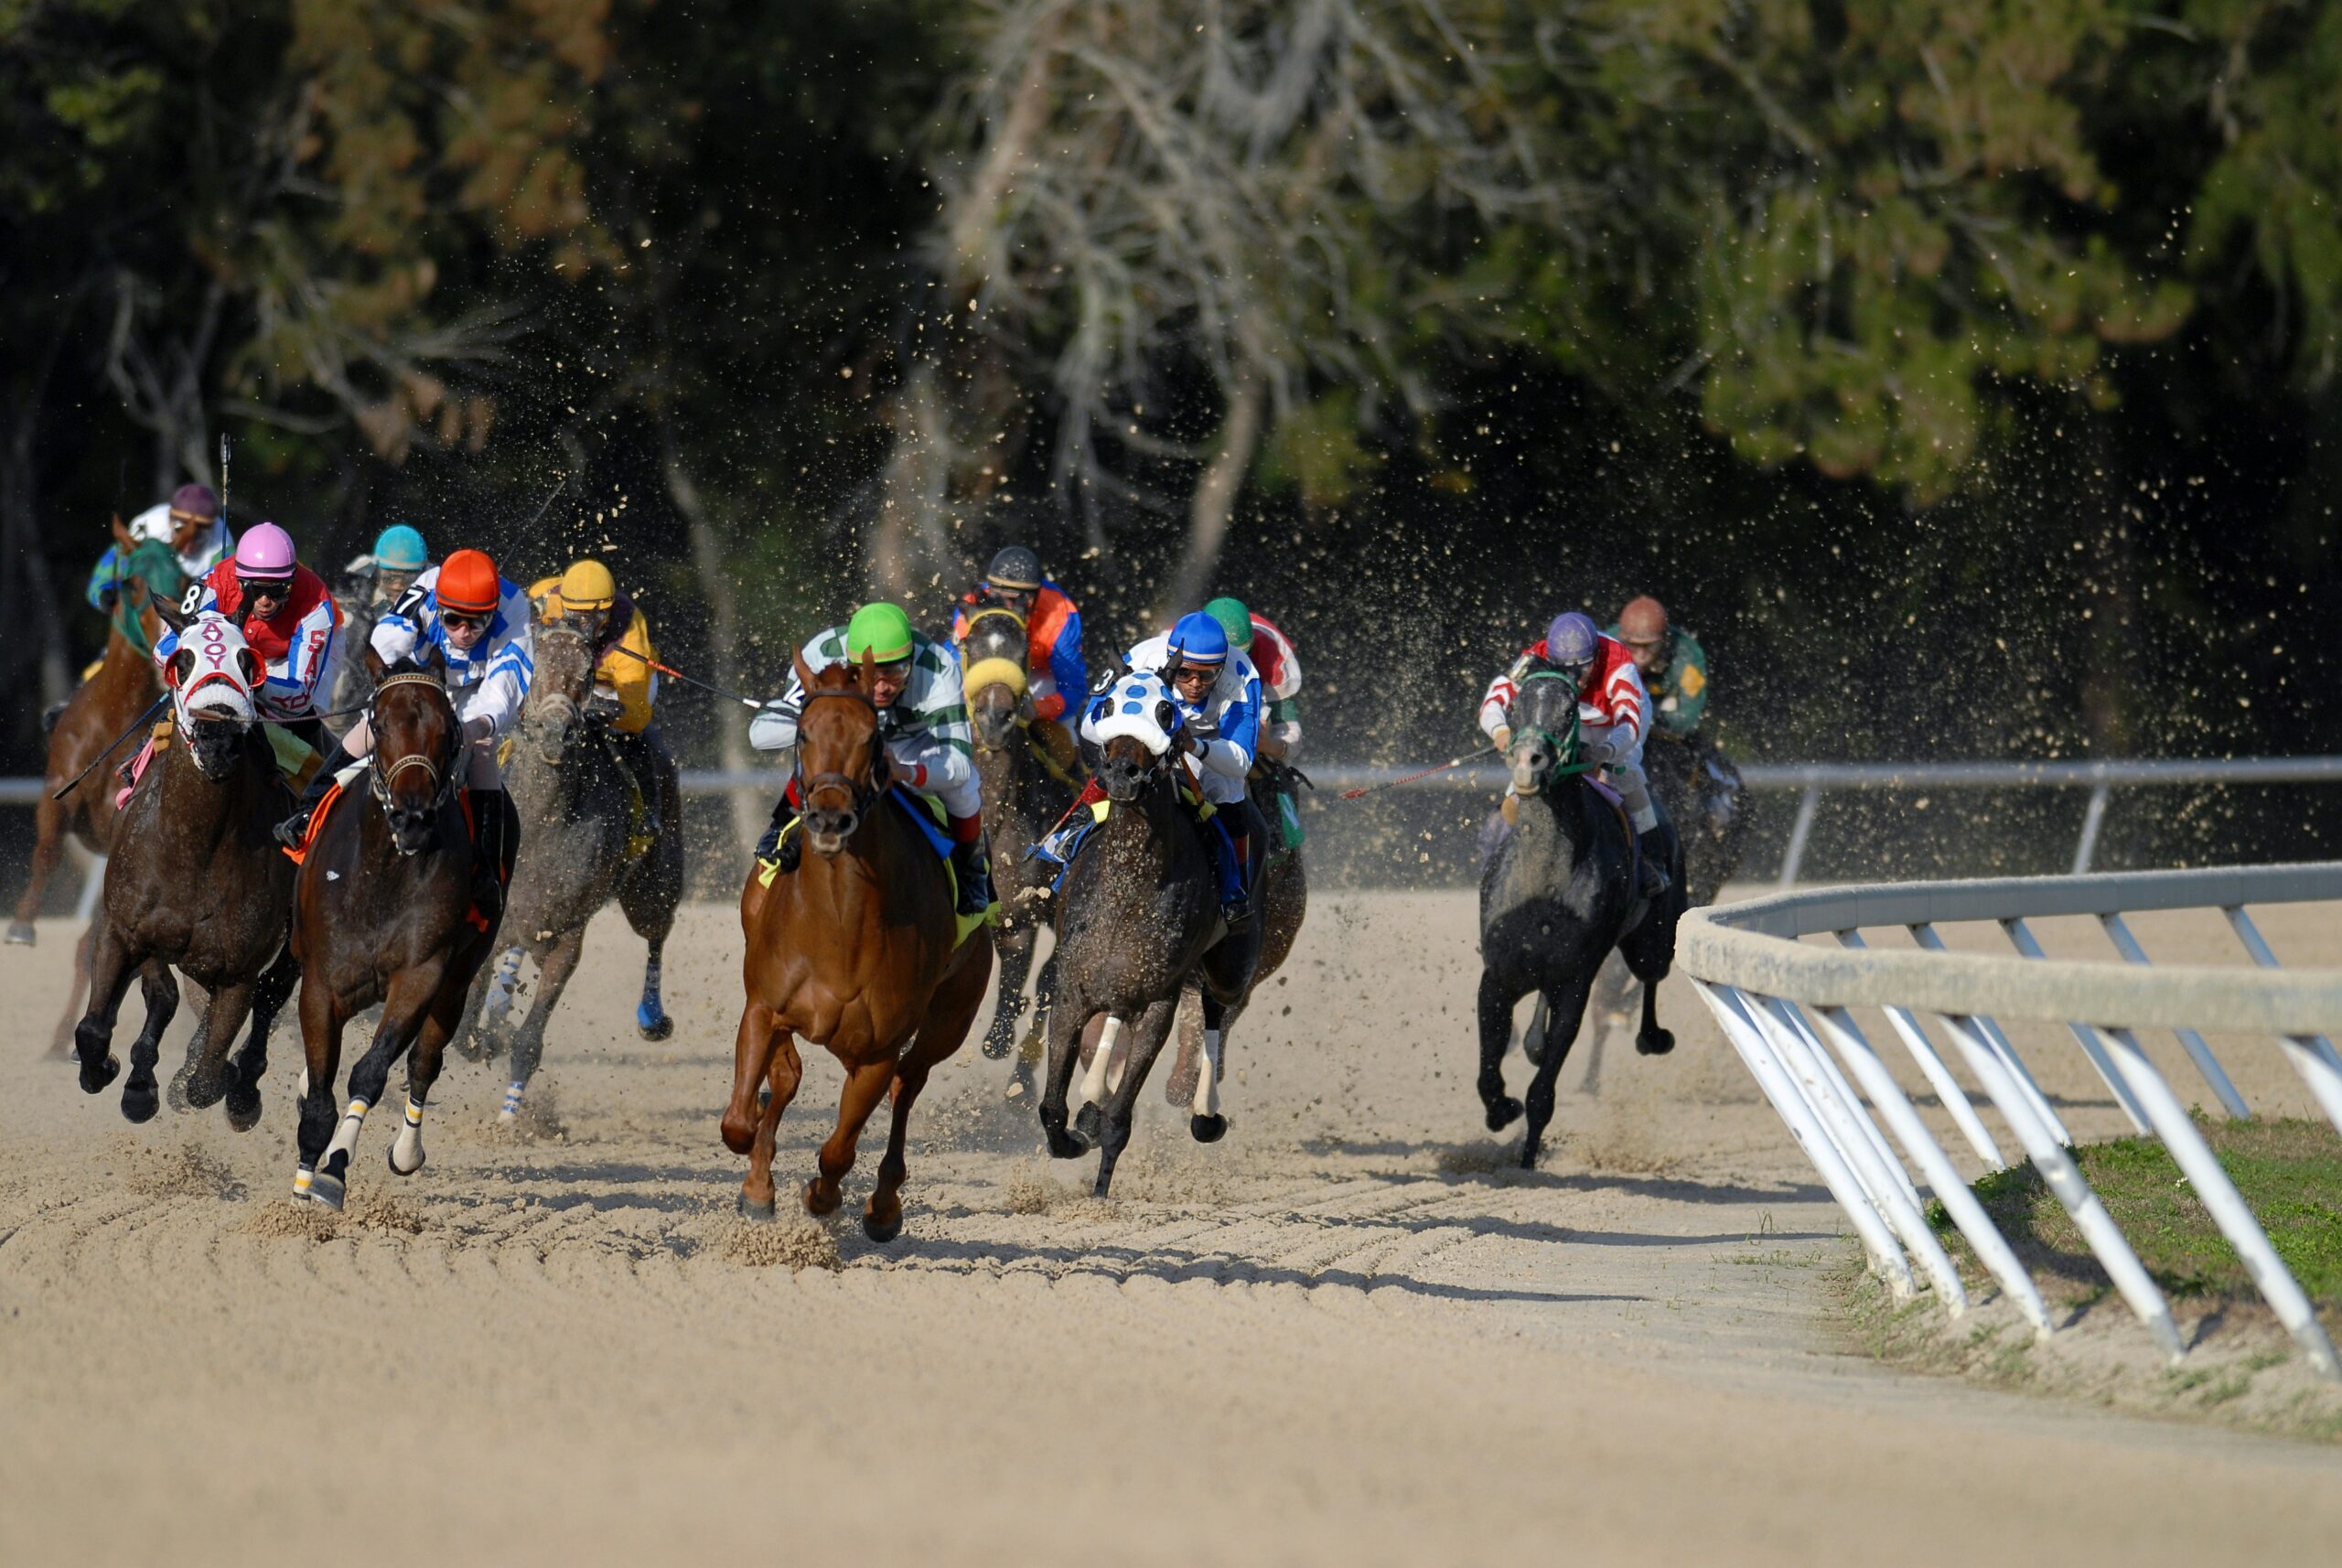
left=237, top=575, right=290, bottom=606
left=439, top=607, right=491, bottom=631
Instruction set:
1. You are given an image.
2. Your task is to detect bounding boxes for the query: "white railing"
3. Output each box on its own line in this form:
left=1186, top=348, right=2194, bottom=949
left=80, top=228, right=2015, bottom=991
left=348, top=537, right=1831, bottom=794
left=1678, top=863, right=2342, bottom=1377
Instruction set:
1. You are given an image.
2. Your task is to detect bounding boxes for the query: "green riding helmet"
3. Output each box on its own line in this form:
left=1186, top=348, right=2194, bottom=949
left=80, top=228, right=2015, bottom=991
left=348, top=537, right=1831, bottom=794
left=1202, top=596, right=1254, bottom=651
left=845, top=601, right=917, bottom=664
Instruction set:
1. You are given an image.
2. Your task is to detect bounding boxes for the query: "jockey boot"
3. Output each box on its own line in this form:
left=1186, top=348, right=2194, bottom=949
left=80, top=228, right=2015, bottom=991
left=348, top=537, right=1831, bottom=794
left=468, top=789, right=509, bottom=922
left=950, top=835, right=995, bottom=918
left=607, top=727, right=661, bottom=839
left=1635, top=828, right=1671, bottom=900
left=274, top=735, right=353, bottom=849
left=1221, top=824, right=1253, bottom=933
left=754, top=797, right=801, bottom=874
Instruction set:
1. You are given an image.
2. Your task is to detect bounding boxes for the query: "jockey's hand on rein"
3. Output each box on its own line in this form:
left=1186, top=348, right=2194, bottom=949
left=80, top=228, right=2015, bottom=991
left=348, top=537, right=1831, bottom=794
left=585, top=687, right=623, bottom=722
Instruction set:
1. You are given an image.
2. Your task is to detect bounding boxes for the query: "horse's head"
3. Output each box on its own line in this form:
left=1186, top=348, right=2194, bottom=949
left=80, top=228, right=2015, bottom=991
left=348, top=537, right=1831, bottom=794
left=1506, top=671, right=1584, bottom=797
left=1082, top=671, right=1181, bottom=802
left=162, top=612, right=262, bottom=779
left=794, top=650, right=885, bottom=857
left=368, top=650, right=458, bottom=855
left=960, top=607, right=1031, bottom=753
left=518, top=620, right=596, bottom=764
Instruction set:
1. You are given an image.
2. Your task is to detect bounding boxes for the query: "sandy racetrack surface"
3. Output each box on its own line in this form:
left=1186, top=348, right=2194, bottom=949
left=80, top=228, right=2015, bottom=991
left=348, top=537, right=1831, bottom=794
left=4, top=891, right=2338, bottom=1565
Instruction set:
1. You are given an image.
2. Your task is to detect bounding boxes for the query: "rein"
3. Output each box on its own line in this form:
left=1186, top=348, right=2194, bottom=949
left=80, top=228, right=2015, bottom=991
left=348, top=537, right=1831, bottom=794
left=792, top=682, right=886, bottom=829
left=1515, top=672, right=1596, bottom=792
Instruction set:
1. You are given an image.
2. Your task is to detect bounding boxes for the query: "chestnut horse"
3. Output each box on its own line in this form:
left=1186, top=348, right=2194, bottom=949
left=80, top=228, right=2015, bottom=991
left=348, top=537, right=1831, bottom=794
left=723, top=654, right=993, bottom=1242
left=71, top=607, right=296, bottom=1129
left=287, top=650, right=510, bottom=1209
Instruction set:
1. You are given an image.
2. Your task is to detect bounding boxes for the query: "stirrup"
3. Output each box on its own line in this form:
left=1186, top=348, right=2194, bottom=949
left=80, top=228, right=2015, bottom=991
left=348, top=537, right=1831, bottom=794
left=1222, top=897, right=1253, bottom=934
left=274, top=811, right=311, bottom=850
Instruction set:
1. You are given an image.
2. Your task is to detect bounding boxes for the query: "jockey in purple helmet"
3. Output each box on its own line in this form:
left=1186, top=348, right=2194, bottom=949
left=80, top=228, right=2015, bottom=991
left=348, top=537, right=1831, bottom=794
left=1478, top=609, right=1669, bottom=897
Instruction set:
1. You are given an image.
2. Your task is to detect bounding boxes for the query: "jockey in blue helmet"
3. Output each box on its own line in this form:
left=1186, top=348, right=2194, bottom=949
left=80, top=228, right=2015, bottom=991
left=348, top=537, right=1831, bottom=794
left=1478, top=609, right=1670, bottom=897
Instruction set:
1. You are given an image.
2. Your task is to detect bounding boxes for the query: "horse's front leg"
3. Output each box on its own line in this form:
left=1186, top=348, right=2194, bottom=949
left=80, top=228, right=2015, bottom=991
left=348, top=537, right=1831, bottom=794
left=1520, top=972, right=1596, bottom=1170
left=292, top=969, right=348, bottom=1204
left=502, top=927, right=584, bottom=1125
left=389, top=962, right=480, bottom=1179
left=223, top=948, right=301, bottom=1132
left=1477, top=969, right=1525, bottom=1133
left=1094, top=997, right=1177, bottom=1199
left=981, top=918, right=1035, bottom=1060
left=179, top=976, right=257, bottom=1112
left=312, top=962, right=442, bottom=1211
left=738, top=1031, right=803, bottom=1221
left=867, top=940, right=992, bottom=1240
left=48, top=919, right=99, bottom=1058
left=72, top=920, right=139, bottom=1096
left=721, top=1000, right=782, bottom=1156
left=118, top=961, right=180, bottom=1124
left=805, top=1055, right=894, bottom=1219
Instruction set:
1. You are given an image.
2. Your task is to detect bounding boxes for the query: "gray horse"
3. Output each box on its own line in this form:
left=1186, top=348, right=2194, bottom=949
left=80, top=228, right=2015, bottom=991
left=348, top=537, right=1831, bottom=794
left=457, top=621, right=682, bottom=1121
left=1477, top=671, right=1682, bottom=1168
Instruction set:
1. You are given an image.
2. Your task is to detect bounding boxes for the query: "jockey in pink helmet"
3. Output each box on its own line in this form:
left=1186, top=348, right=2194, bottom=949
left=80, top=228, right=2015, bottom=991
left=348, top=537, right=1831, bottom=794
left=156, top=521, right=343, bottom=757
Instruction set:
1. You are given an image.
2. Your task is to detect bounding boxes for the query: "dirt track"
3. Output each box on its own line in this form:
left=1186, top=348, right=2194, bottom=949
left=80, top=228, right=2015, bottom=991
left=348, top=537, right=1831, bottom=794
left=4, top=890, right=2338, bottom=1565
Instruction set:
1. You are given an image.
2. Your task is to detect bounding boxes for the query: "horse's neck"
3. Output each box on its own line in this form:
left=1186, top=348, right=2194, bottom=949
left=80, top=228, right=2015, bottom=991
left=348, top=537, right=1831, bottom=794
left=155, top=728, right=267, bottom=832
left=95, top=628, right=161, bottom=696
left=1519, top=779, right=1595, bottom=869
left=1097, top=772, right=1188, bottom=861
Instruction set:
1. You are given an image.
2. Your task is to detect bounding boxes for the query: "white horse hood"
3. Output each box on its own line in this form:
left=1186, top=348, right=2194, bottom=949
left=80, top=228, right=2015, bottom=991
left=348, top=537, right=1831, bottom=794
left=1080, top=671, right=1182, bottom=757
left=167, top=612, right=259, bottom=727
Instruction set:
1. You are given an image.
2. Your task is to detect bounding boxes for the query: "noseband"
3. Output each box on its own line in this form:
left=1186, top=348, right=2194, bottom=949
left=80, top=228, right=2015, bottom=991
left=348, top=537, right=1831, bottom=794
left=370, top=671, right=461, bottom=819
left=793, top=683, right=886, bottom=831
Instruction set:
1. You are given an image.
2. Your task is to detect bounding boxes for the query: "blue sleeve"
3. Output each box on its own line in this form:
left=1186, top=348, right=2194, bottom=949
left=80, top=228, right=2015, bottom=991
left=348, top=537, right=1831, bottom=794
left=1220, top=673, right=1262, bottom=758
left=1048, top=607, right=1087, bottom=700
left=85, top=549, right=122, bottom=612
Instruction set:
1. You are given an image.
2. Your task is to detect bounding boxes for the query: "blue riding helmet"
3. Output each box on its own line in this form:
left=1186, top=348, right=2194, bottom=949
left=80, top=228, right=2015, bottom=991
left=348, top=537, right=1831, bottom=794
left=1545, top=611, right=1599, bottom=673
left=373, top=524, right=430, bottom=574
left=1167, top=610, right=1230, bottom=667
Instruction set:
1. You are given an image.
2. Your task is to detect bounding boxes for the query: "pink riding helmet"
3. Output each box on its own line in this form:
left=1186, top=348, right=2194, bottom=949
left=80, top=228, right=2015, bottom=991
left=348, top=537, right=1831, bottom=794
left=232, top=521, right=298, bottom=580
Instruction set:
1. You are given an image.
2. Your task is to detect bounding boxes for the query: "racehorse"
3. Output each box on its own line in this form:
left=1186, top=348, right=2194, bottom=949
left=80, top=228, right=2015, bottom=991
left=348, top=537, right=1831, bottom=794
left=70, top=607, right=296, bottom=1130
left=1554, top=728, right=1752, bottom=1086
left=957, top=604, right=1073, bottom=1085
left=723, top=653, right=993, bottom=1242
left=1164, top=762, right=1306, bottom=1111
left=457, top=621, right=682, bottom=1122
left=1477, top=671, right=1683, bottom=1168
left=11, top=527, right=188, bottom=1052
left=286, top=648, right=510, bottom=1209
left=1037, top=675, right=1259, bottom=1196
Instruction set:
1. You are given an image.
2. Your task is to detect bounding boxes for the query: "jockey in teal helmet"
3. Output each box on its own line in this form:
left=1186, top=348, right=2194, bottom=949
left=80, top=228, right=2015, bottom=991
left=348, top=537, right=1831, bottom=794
left=342, top=524, right=433, bottom=610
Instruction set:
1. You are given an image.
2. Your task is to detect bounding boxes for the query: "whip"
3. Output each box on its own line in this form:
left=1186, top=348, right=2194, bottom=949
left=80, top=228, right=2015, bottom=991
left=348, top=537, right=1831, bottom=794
left=51, top=696, right=170, bottom=800
left=605, top=642, right=765, bottom=711
left=1337, top=744, right=1499, bottom=800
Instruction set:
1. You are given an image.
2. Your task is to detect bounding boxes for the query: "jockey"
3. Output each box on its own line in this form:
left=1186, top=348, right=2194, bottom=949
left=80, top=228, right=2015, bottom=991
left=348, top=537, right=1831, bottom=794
left=1201, top=596, right=1301, bottom=761
left=1123, top=610, right=1265, bottom=930
left=339, top=524, right=434, bottom=611
left=527, top=558, right=670, bottom=837
left=156, top=521, right=342, bottom=758
left=1479, top=610, right=1670, bottom=898
left=87, top=483, right=231, bottom=614
left=274, top=548, right=533, bottom=918
left=949, top=544, right=1086, bottom=777
left=748, top=602, right=992, bottom=918
left=1610, top=596, right=1709, bottom=740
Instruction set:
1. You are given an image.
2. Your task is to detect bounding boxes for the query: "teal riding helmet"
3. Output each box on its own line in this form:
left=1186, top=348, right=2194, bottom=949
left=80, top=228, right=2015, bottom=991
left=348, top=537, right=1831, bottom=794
left=372, top=524, right=429, bottom=573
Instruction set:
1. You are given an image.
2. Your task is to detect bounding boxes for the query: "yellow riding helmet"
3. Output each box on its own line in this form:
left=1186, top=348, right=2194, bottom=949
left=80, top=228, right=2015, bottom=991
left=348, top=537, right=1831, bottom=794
left=559, top=558, right=618, bottom=612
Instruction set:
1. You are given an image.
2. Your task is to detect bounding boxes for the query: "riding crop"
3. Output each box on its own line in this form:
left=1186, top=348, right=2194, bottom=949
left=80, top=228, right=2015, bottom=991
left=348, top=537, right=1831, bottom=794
left=1336, top=744, right=1499, bottom=800
left=605, top=643, right=766, bottom=711
left=50, top=696, right=170, bottom=800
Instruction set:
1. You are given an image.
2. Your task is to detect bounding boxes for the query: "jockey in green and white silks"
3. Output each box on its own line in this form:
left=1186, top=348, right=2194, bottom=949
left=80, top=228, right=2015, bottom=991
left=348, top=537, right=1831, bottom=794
left=748, top=601, right=993, bottom=917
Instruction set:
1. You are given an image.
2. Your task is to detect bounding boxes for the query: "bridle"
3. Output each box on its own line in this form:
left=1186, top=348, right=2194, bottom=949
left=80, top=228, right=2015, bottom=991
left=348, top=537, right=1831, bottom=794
left=521, top=624, right=595, bottom=767
left=792, top=681, right=886, bottom=833
left=1510, top=671, right=1591, bottom=793
left=370, top=670, right=462, bottom=819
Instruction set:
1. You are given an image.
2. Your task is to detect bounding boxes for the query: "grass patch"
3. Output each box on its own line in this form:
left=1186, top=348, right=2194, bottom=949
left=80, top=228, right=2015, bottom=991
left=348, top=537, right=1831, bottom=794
left=1930, top=1115, right=2342, bottom=1306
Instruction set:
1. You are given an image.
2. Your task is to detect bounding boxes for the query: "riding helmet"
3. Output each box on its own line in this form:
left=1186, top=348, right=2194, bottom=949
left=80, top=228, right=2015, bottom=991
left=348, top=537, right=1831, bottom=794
left=168, top=483, right=219, bottom=522
left=1544, top=611, right=1600, bottom=672
left=436, top=548, right=504, bottom=616
left=373, top=524, right=430, bottom=574
left=1617, top=596, right=1669, bottom=645
left=984, top=545, right=1042, bottom=592
left=232, top=522, right=298, bottom=581
left=1167, top=610, right=1230, bottom=667
left=1201, top=596, right=1254, bottom=651
left=845, top=601, right=917, bottom=664
left=559, top=558, right=618, bottom=611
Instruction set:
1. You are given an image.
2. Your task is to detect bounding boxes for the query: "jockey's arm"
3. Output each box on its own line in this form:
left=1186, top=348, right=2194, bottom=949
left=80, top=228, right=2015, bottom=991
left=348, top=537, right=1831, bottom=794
left=369, top=589, right=425, bottom=668
left=459, top=633, right=532, bottom=743
left=597, top=610, right=657, bottom=732
left=258, top=595, right=340, bottom=720
left=1194, top=674, right=1260, bottom=781
left=1036, top=605, right=1086, bottom=723
left=1477, top=666, right=1520, bottom=746
left=894, top=667, right=976, bottom=794
left=748, top=670, right=806, bottom=753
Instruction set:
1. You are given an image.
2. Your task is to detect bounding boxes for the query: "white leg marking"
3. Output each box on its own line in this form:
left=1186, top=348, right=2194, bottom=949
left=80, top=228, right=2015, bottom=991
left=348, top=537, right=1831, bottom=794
left=1193, top=1027, right=1223, bottom=1117
left=1078, top=1016, right=1123, bottom=1110
left=325, top=1096, right=371, bottom=1165
left=390, top=1095, right=426, bottom=1175
left=297, top=1068, right=309, bottom=1099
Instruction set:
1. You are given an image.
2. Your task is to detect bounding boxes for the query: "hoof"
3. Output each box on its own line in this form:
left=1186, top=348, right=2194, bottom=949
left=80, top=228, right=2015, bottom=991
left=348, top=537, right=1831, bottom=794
left=1636, top=1027, right=1676, bottom=1058
left=79, top=1052, right=121, bottom=1096
left=862, top=1207, right=903, bottom=1244
left=453, top=1032, right=492, bottom=1064
left=387, top=1140, right=424, bottom=1177
left=224, top=1085, right=263, bottom=1133
left=309, top=1170, right=346, bottom=1211
left=1042, top=1121, right=1089, bottom=1160
left=166, top=1064, right=193, bottom=1112
left=1519, top=1143, right=1542, bottom=1171
left=801, top=1179, right=842, bottom=1218
left=182, top=1069, right=227, bottom=1112
left=1484, top=1095, right=1524, bottom=1133
left=635, top=1004, right=673, bottom=1042
left=121, top=1080, right=160, bottom=1124
left=1190, top=1112, right=1229, bottom=1144
left=736, top=1189, right=777, bottom=1222
left=5, top=920, right=35, bottom=946
left=1072, top=1101, right=1102, bottom=1147
left=980, top=1031, right=1012, bottom=1061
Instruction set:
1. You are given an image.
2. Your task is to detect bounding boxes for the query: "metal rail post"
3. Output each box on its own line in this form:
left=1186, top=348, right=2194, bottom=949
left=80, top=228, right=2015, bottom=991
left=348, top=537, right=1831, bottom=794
left=1777, top=784, right=1821, bottom=888
left=2223, top=906, right=2342, bottom=1138
left=1834, top=930, right=2006, bottom=1170
left=1998, top=918, right=2153, bottom=1134
left=2071, top=782, right=2111, bottom=875
left=2097, top=913, right=2251, bottom=1119
left=1910, top=924, right=2075, bottom=1146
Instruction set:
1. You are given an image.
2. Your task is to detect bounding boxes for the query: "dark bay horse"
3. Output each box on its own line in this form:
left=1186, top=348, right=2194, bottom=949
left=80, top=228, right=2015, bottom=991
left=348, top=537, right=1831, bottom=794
left=1477, top=671, right=1683, bottom=1168
left=958, top=605, right=1073, bottom=1083
left=71, top=609, right=296, bottom=1130
left=723, top=654, right=993, bottom=1242
left=288, top=650, right=509, bottom=1209
left=1038, top=678, right=1259, bottom=1196
left=457, top=621, right=682, bottom=1122
left=1165, top=763, right=1306, bottom=1111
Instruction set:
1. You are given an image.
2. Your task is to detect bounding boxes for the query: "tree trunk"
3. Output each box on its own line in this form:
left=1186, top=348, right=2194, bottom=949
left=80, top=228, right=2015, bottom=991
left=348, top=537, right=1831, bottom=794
left=661, top=443, right=765, bottom=856
left=1158, top=366, right=1267, bottom=622
left=0, top=408, right=73, bottom=708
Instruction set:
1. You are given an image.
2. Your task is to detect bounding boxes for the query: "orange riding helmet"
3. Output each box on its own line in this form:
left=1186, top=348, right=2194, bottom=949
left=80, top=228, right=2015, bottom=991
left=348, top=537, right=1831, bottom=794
left=436, top=549, right=503, bottom=616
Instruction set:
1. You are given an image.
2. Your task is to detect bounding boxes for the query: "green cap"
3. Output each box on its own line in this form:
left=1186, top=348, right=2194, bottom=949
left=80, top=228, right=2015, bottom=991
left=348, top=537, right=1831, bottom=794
left=845, top=601, right=916, bottom=663
left=1202, top=596, right=1253, bottom=651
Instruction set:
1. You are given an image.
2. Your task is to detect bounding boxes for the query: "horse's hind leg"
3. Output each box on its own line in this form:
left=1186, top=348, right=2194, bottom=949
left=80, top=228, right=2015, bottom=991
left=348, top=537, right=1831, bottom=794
left=867, top=942, right=992, bottom=1241
left=179, top=977, right=256, bottom=1112
left=980, top=920, right=1036, bottom=1060
left=502, top=927, right=584, bottom=1124
left=292, top=972, right=348, bottom=1203
left=1094, top=997, right=1177, bottom=1198
left=51, top=919, right=100, bottom=1059
left=1008, top=949, right=1058, bottom=1101
left=1619, top=910, right=1678, bottom=1058
left=1187, top=989, right=1234, bottom=1144
left=805, top=1056, right=893, bottom=1219
left=1037, top=983, right=1090, bottom=1159
left=618, top=824, right=682, bottom=1043
left=9, top=789, right=67, bottom=944
left=1476, top=970, right=1526, bottom=1133
left=118, top=961, right=180, bottom=1124
left=1520, top=972, right=1596, bottom=1170
left=223, top=949, right=300, bottom=1132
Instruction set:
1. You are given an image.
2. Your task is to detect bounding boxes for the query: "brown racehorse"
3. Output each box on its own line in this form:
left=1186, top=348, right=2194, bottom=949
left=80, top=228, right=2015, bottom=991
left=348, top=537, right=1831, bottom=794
left=11, top=524, right=188, bottom=1052
left=287, top=649, right=509, bottom=1210
left=723, top=653, right=994, bottom=1242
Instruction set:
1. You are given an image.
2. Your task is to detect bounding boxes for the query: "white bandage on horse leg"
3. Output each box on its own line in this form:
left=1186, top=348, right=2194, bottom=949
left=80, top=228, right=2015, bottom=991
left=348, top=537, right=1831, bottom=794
left=325, top=1096, right=371, bottom=1165
left=1078, top=1015, right=1123, bottom=1109
left=499, top=1081, right=525, bottom=1122
left=293, top=1164, right=315, bottom=1201
left=484, top=947, right=523, bottom=1020
left=1192, top=1027, right=1223, bottom=1118
left=390, top=1094, right=426, bottom=1174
